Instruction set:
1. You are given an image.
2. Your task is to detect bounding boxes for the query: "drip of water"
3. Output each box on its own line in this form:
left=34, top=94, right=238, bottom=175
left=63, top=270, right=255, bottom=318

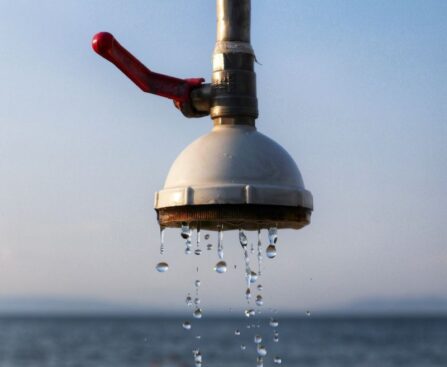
left=244, top=248, right=251, bottom=289
left=217, top=227, right=224, bottom=259
left=239, top=229, right=248, bottom=247
left=182, top=321, right=192, bottom=330
left=273, top=330, right=279, bottom=342
left=159, top=227, right=165, bottom=255
left=194, top=297, right=200, bottom=305
left=273, top=356, right=282, bottom=364
left=207, top=243, right=213, bottom=251
left=306, top=310, right=311, bottom=316
left=204, top=234, right=210, bottom=240
left=266, top=244, right=277, bottom=259
left=234, top=329, right=241, bottom=336
left=254, top=335, right=262, bottom=344
left=193, top=308, right=203, bottom=319
left=257, top=345, right=267, bottom=357
left=257, top=229, right=263, bottom=276
left=155, top=262, right=169, bottom=273
left=257, top=284, right=263, bottom=291
left=245, top=288, right=251, bottom=300
left=194, top=249, right=202, bottom=256
left=240, top=344, right=246, bottom=351
left=186, top=295, right=193, bottom=307
left=268, top=227, right=278, bottom=244
left=250, top=271, right=258, bottom=283
left=245, top=308, right=255, bottom=317
left=256, top=356, right=264, bottom=367
left=255, top=295, right=263, bottom=306
left=181, top=222, right=191, bottom=239
left=269, top=318, right=279, bottom=327
left=214, top=261, right=227, bottom=274
left=195, top=280, right=201, bottom=287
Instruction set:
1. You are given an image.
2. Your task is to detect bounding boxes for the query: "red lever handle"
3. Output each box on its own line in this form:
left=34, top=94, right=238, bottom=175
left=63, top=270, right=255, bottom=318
left=92, top=32, right=204, bottom=103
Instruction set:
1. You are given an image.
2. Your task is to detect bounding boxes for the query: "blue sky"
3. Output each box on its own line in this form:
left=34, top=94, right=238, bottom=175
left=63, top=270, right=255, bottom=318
left=0, top=0, right=446, bottom=313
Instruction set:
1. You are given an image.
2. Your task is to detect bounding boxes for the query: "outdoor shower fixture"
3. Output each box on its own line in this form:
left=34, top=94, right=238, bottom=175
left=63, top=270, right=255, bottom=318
left=92, top=0, right=313, bottom=231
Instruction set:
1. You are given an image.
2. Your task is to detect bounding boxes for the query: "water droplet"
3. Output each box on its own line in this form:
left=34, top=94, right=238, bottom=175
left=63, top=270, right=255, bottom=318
left=245, top=288, right=251, bottom=300
left=257, top=345, right=267, bottom=357
left=245, top=308, right=255, bottom=317
left=256, top=357, right=264, bottom=367
left=268, top=227, right=278, bottom=244
left=181, top=223, right=191, bottom=239
left=185, top=247, right=192, bottom=255
left=159, top=227, right=165, bottom=255
left=214, top=261, right=227, bottom=274
left=194, top=297, right=200, bottom=305
left=273, top=331, right=279, bottom=342
left=204, top=234, right=210, bottom=240
left=234, top=329, right=241, bottom=336
left=257, top=229, right=263, bottom=276
left=207, top=243, right=213, bottom=250
left=155, top=262, right=169, bottom=272
left=255, top=295, right=263, bottom=306
left=239, top=229, right=248, bottom=247
left=217, top=227, right=224, bottom=259
left=194, top=249, right=202, bottom=256
left=193, top=308, right=202, bottom=319
left=274, top=356, right=282, bottom=364
left=196, top=335, right=201, bottom=339
left=234, top=264, right=237, bottom=269
left=266, top=244, right=277, bottom=259
left=182, top=321, right=191, bottom=330
left=240, top=344, right=246, bottom=351
left=269, top=318, right=279, bottom=327
left=257, top=284, right=263, bottom=291
left=254, top=335, right=262, bottom=344
left=306, top=310, right=311, bottom=317
left=250, top=271, right=258, bottom=283
left=195, top=280, right=201, bottom=287
left=192, top=348, right=199, bottom=356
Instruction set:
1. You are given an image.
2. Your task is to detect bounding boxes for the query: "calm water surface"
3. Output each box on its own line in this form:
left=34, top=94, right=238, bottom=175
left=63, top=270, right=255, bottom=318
left=0, top=316, right=446, bottom=367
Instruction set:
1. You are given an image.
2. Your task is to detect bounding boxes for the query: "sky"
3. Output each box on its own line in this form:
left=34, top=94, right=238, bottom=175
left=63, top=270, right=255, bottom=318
left=0, top=0, right=446, bottom=314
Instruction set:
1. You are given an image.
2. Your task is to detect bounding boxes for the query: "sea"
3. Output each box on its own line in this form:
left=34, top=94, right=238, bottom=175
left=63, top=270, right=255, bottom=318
left=0, top=316, right=446, bottom=367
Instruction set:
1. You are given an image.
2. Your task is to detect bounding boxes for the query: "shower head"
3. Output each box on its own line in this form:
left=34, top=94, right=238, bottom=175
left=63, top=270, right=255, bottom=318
left=92, top=0, right=313, bottom=231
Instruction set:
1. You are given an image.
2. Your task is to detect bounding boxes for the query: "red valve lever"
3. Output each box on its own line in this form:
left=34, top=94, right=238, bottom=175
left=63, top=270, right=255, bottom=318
left=92, top=32, right=204, bottom=103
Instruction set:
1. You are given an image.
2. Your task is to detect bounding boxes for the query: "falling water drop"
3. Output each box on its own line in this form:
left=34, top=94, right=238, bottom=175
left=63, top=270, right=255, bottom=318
left=245, top=308, right=255, bottom=317
left=207, top=243, right=213, bottom=251
left=273, top=330, right=279, bottom=342
left=159, top=227, right=165, bottom=255
left=239, top=229, right=248, bottom=247
left=257, top=229, right=263, bottom=276
left=181, top=223, right=191, bottom=239
left=186, top=295, right=193, bottom=307
left=254, top=335, right=262, bottom=344
left=195, top=280, right=201, bottom=287
left=268, top=227, right=278, bottom=244
left=266, top=244, right=277, bottom=259
left=193, top=308, right=203, bottom=319
left=257, top=284, right=263, bottom=291
left=185, top=247, right=192, bottom=255
left=256, top=357, right=264, bottom=367
left=257, top=345, right=267, bottom=357
left=194, top=249, right=202, bottom=256
left=306, top=310, right=311, bottom=317
left=194, top=297, right=200, bottom=305
left=155, top=262, right=169, bottom=273
left=217, top=226, right=224, bottom=259
left=255, top=295, right=263, bottom=306
left=250, top=271, right=258, bottom=283
left=273, top=356, right=282, bottom=364
left=182, top=321, right=192, bottom=330
left=240, top=344, right=246, bottom=351
left=269, top=318, right=279, bottom=327
left=214, top=261, right=227, bottom=274
left=204, top=234, right=210, bottom=240
left=234, top=329, right=241, bottom=336
left=245, top=288, right=251, bottom=300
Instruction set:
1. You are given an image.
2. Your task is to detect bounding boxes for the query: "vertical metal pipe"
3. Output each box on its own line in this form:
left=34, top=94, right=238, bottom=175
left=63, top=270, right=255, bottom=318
left=216, top=0, right=251, bottom=43
left=211, top=0, right=258, bottom=125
